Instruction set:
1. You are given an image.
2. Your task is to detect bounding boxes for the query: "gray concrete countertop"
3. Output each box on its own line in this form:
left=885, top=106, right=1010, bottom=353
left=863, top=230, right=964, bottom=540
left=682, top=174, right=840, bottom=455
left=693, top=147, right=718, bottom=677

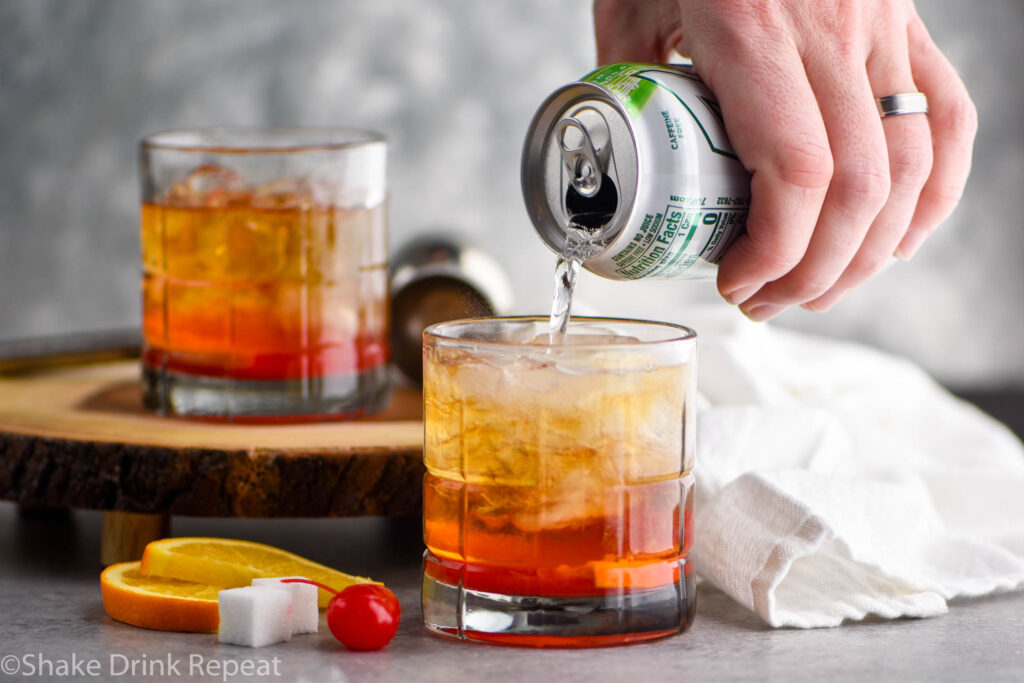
left=1, top=501, right=1022, bottom=683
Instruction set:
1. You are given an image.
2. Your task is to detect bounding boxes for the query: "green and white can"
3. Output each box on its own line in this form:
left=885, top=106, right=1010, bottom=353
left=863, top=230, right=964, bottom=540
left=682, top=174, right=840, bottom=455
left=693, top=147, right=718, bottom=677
left=521, top=62, right=751, bottom=280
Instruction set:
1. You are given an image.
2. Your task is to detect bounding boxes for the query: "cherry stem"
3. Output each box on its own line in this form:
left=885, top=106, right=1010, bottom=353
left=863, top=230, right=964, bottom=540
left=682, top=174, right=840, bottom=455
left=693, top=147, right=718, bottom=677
left=281, top=578, right=339, bottom=595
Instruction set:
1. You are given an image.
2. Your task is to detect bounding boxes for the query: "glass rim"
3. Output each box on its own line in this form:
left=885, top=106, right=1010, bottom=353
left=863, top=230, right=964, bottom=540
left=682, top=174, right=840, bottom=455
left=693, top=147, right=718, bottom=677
left=140, top=125, right=386, bottom=154
left=424, top=315, right=697, bottom=350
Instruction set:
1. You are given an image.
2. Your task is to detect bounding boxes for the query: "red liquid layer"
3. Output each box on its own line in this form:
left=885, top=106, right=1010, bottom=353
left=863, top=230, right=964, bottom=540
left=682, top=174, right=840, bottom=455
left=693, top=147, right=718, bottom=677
left=423, top=473, right=694, bottom=597
left=141, top=335, right=387, bottom=381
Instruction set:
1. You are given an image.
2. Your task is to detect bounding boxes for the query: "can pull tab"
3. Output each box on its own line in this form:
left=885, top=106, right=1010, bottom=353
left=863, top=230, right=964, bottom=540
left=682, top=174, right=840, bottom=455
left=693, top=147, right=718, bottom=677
left=555, top=117, right=605, bottom=198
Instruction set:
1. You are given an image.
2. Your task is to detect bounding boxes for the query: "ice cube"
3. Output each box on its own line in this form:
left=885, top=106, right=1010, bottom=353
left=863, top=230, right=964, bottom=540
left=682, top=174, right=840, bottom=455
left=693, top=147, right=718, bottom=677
left=166, top=164, right=247, bottom=207
left=217, top=586, right=293, bottom=648
left=252, top=178, right=314, bottom=210
left=251, top=577, right=319, bottom=635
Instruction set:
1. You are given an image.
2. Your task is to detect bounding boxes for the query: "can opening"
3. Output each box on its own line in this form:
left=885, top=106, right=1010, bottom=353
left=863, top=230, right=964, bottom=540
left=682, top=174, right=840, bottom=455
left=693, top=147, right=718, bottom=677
left=565, top=173, right=618, bottom=231
left=521, top=82, right=638, bottom=259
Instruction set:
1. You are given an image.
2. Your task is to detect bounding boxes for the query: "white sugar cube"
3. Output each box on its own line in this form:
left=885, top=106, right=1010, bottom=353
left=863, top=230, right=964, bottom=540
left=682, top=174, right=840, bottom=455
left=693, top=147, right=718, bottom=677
left=218, top=586, right=293, bottom=648
left=252, top=576, right=320, bottom=635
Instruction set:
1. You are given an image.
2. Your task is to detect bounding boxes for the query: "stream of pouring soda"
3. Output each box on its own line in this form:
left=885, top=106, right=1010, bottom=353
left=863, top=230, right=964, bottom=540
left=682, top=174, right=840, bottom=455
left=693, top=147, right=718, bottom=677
left=548, top=224, right=603, bottom=342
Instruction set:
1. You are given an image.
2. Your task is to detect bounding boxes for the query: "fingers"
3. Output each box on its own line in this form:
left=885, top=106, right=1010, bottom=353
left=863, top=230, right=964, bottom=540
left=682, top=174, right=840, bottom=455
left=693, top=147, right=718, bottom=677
left=699, top=42, right=833, bottom=308
left=791, top=12, right=976, bottom=312
left=735, top=29, right=891, bottom=319
left=899, top=15, right=978, bottom=258
left=592, top=0, right=681, bottom=65
left=805, top=19, right=934, bottom=312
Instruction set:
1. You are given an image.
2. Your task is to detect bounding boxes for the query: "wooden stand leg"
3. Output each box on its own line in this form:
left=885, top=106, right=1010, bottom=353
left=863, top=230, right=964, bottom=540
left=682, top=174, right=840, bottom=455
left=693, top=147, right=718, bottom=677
left=101, top=511, right=171, bottom=565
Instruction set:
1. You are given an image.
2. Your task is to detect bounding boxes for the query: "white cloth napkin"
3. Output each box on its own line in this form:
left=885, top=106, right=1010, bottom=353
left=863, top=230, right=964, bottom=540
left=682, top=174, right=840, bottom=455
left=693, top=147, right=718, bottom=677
left=683, top=306, right=1024, bottom=628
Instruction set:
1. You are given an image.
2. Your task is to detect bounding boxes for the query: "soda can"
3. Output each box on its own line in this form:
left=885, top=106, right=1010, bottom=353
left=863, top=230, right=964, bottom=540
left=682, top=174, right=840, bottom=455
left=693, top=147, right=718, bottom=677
left=521, top=62, right=751, bottom=280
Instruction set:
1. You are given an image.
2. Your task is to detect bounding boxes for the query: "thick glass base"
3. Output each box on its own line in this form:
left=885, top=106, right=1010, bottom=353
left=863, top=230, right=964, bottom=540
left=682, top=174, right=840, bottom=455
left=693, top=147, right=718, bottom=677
left=141, top=363, right=391, bottom=422
left=421, top=555, right=696, bottom=648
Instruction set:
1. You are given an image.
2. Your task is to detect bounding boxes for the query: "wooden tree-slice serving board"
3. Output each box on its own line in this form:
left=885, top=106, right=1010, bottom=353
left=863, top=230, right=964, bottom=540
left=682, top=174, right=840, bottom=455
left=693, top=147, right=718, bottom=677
left=0, top=360, right=425, bottom=519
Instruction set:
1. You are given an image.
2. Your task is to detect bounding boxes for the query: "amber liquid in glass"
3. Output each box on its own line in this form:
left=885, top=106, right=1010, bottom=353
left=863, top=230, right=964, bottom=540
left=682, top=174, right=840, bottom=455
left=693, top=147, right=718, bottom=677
left=140, top=191, right=388, bottom=421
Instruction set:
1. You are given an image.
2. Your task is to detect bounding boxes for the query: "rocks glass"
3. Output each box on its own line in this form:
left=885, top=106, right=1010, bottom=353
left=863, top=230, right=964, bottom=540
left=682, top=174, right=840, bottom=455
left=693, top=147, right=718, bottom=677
left=421, top=317, right=696, bottom=646
left=139, top=127, right=389, bottom=421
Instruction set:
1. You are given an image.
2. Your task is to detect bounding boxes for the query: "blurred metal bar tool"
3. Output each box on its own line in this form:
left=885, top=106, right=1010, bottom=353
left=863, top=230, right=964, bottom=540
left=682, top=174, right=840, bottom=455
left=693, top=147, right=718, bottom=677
left=390, top=234, right=513, bottom=384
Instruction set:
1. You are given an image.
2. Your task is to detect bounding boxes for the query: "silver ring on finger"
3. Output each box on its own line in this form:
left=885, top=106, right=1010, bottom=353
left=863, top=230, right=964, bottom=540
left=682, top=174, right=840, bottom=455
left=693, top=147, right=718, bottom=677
left=876, top=92, right=929, bottom=118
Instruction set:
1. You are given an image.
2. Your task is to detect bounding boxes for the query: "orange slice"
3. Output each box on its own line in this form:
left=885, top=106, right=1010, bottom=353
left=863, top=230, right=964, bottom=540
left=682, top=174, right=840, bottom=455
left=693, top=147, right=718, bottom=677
left=100, top=561, right=220, bottom=632
left=140, top=537, right=377, bottom=608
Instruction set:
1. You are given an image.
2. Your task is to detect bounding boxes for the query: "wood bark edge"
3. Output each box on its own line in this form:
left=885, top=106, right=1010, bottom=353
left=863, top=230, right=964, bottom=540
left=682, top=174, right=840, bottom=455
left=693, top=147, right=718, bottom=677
left=0, top=431, right=424, bottom=518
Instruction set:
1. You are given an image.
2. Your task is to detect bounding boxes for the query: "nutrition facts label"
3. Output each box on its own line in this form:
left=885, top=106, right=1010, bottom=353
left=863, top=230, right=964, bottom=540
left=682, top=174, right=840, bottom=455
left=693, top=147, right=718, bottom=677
left=611, top=204, right=747, bottom=279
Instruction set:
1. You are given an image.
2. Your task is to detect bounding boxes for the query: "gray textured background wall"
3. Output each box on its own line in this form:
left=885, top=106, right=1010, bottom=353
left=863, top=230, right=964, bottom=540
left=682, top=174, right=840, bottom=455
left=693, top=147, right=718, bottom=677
left=1, top=0, right=1022, bottom=387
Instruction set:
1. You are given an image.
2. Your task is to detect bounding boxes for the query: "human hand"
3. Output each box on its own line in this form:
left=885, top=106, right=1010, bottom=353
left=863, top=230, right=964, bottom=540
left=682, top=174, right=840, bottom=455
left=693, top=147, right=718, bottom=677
left=593, top=0, right=977, bottom=320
